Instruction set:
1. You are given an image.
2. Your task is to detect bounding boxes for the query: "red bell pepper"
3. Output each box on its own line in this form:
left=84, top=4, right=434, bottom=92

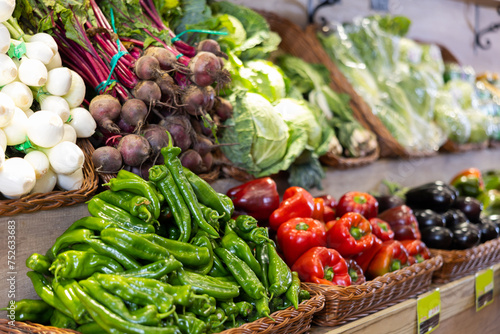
left=450, top=167, right=485, bottom=198
left=291, top=246, right=351, bottom=286
left=345, top=258, right=366, bottom=285
left=277, top=217, right=327, bottom=266
left=366, top=240, right=410, bottom=279
left=323, top=206, right=336, bottom=223
left=326, top=212, right=375, bottom=257
left=377, top=205, right=421, bottom=241
left=227, top=177, right=280, bottom=221
left=312, top=198, right=325, bottom=222
left=400, top=239, right=431, bottom=265
left=336, top=191, right=379, bottom=219
left=369, top=218, right=395, bottom=241
left=269, top=187, right=315, bottom=231
left=325, top=219, right=337, bottom=232
left=352, top=236, right=383, bottom=272
left=319, top=195, right=337, bottom=222
left=319, top=195, right=337, bottom=209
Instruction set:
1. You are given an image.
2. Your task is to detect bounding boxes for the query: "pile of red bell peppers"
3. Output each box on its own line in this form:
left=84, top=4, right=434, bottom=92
left=227, top=179, right=431, bottom=287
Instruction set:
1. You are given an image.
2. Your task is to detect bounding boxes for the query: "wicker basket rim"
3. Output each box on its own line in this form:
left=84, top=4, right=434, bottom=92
left=430, top=237, right=500, bottom=257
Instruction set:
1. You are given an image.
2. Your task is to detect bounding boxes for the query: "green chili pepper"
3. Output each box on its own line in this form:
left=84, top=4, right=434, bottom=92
left=85, top=238, right=141, bottom=270
left=50, top=250, right=124, bottom=280
left=87, top=198, right=155, bottom=234
left=95, top=190, right=154, bottom=223
left=189, top=231, right=214, bottom=275
left=267, top=241, right=292, bottom=297
left=76, top=322, right=107, bottom=334
left=255, top=243, right=270, bottom=291
left=269, top=296, right=284, bottom=313
left=72, top=281, right=181, bottom=334
left=50, top=309, right=78, bottom=329
left=116, top=256, right=182, bottom=279
left=186, top=298, right=213, bottom=317
left=200, top=307, right=226, bottom=331
left=166, top=224, right=181, bottom=240
left=26, top=271, right=74, bottom=319
left=199, top=203, right=223, bottom=231
left=149, top=165, right=192, bottom=243
left=100, top=228, right=170, bottom=263
left=235, top=226, right=271, bottom=245
left=26, top=253, right=52, bottom=276
left=183, top=167, right=234, bottom=222
left=169, top=269, right=239, bottom=299
left=116, top=169, right=165, bottom=203
left=52, top=278, right=92, bottom=324
left=142, top=233, right=210, bottom=267
left=285, top=271, right=301, bottom=310
left=221, top=229, right=262, bottom=279
left=125, top=277, right=198, bottom=307
left=176, top=312, right=207, bottom=334
left=208, top=253, right=230, bottom=277
left=161, top=136, right=219, bottom=238
left=104, top=176, right=161, bottom=220
left=299, top=289, right=311, bottom=302
left=47, top=229, right=95, bottom=260
left=235, top=301, right=253, bottom=318
left=0, top=299, right=53, bottom=324
left=66, top=217, right=119, bottom=233
left=277, top=298, right=293, bottom=311
left=255, top=294, right=273, bottom=320
left=80, top=278, right=166, bottom=326
left=219, top=300, right=238, bottom=325
left=235, top=215, right=258, bottom=232
left=70, top=243, right=97, bottom=253
left=214, top=248, right=266, bottom=300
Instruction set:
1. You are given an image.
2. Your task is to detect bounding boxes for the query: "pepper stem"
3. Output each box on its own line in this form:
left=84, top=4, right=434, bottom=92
left=353, top=195, right=367, bottom=204
left=390, top=260, right=401, bottom=272
left=350, top=226, right=363, bottom=240
left=348, top=268, right=358, bottom=283
left=324, top=266, right=334, bottom=281
left=415, top=254, right=425, bottom=263
left=378, top=222, right=388, bottom=232
left=295, top=222, right=310, bottom=231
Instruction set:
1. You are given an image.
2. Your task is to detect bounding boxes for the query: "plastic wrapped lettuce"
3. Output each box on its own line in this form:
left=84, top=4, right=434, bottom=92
left=434, top=91, right=471, bottom=144
left=220, top=91, right=308, bottom=178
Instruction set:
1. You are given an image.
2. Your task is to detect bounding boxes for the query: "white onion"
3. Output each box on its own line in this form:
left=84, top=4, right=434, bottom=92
left=0, top=53, right=17, bottom=86
left=62, top=70, right=86, bottom=108
left=25, top=41, right=54, bottom=64
left=1, top=81, right=33, bottom=111
left=69, top=107, right=96, bottom=138
left=0, top=157, right=36, bottom=199
left=30, top=168, right=57, bottom=194
left=45, top=67, right=72, bottom=96
left=18, top=58, right=48, bottom=87
left=0, top=22, right=10, bottom=53
left=2, top=107, right=28, bottom=145
left=45, top=51, right=62, bottom=71
left=39, top=95, right=70, bottom=122
left=26, top=33, right=58, bottom=55
left=44, top=141, right=84, bottom=175
left=60, top=123, right=77, bottom=143
left=0, top=128, right=6, bottom=150
left=24, top=150, right=50, bottom=179
left=0, top=0, right=15, bottom=23
left=56, top=167, right=84, bottom=191
left=26, top=110, right=64, bottom=148
left=0, top=91, right=15, bottom=127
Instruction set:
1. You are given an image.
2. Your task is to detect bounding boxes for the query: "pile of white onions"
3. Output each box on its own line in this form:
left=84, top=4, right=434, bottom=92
left=0, top=9, right=96, bottom=199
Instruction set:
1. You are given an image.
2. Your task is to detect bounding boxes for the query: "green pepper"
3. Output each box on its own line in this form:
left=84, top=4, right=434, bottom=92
left=235, top=215, right=258, bottom=232
left=214, top=248, right=266, bottom=300
left=299, top=289, right=311, bottom=302
left=80, top=278, right=166, bottom=326
left=161, top=136, right=219, bottom=238
left=183, top=167, right=234, bottom=222
left=100, top=228, right=170, bottom=263
left=267, top=241, right=293, bottom=297
left=66, top=217, right=119, bottom=232
left=94, top=273, right=174, bottom=314
left=85, top=238, right=141, bottom=270
left=116, top=256, right=182, bottom=279
left=255, top=243, right=270, bottom=291
left=142, top=233, right=210, bottom=267
left=125, top=277, right=198, bottom=307
left=149, top=165, right=192, bottom=243
left=76, top=322, right=107, bottom=334
left=50, top=309, right=78, bottom=329
left=200, top=307, right=226, bottom=331
left=169, top=269, right=240, bottom=299
left=176, top=312, right=207, bottom=334
left=208, top=253, right=230, bottom=277
left=87, top=198, right=155, bottom=234
left=186, top=296, right=214, bottom=317
left=166, top=224, right=181, bottom=240
left=199, top=203, right=223, bottom=232
left=50, top=250, right=124, bottom=280
left=236, top=226, right=271, bottom=245
left=95, top=190, right=154, bottom=223
left=0, top=299, right=53, bottom=324
left=189, top=230, right=214, bottom=275
left=221, top=229, right=262, bottom=280
left=116, top=169, right=165, bottom=203
left=235, top=301, right=253, bottom=318
left=104, top=176, right=161, bottom=220
left=255, top=294, right=272, bottom=320
left=285, top=271, right=301, bottom=309
left=26, top=253, right=52, bottom=276
left=219, top=300, right=238, bottom=324
left=47, top=229, right=95, bottom=260
left=26, top=271, right=73, bottom=319
left=72, top=281, right=181, bottom=334
left=70, top=243, right=97, bottom=253
left=52, top=278, right=92, bottom=324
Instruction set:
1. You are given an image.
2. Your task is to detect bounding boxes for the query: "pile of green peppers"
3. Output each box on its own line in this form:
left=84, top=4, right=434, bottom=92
left=6, top=140, right=310, bottom=334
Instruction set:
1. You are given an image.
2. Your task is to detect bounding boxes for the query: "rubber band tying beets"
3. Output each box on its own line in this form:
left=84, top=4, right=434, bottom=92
left=96, top=8, right=128, bottom=94
left=171, top=29, right=228, bottom=43
left=175, top=53, right=184, bottom=60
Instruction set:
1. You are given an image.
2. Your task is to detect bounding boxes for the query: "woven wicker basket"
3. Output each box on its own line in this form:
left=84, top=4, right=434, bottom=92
left=0, top=285, right=324, bottom=334
left=439, top=139, right=489, bottom=153
left=304, top=255, right=443, bottom=327
left=431, top=237, right=500, bottom=284
left=0, top=139, right=98, bottom=216
left=320, top=145, right=379, bottom=169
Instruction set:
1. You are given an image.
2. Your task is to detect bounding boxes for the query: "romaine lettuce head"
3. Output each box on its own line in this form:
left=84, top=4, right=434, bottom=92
left=220, top=92, right=290, bottom=173
left=274, top=98, right=323, bottom=150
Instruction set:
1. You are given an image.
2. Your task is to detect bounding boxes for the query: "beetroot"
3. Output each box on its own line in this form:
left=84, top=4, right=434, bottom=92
left=118, top=134, right=151, bottom=167
left=89, top=94, right=122, bottom=133
left=179, top=149, right=207, bottom=174
left=144, top=46, right=189, bottom=73
left=202, top=152, right=213, bottom=171
left=212, top=97, right=233, bottom=121
left=188, top=51, right=230, bottom=88
left=121, top=98, right=148, bottom=127
left=197, top=39, right=228, bottom=59
left=155, top=72, right=178, bottom=103
left=134, top=55, right=161, bottom=80
left=182, top=85, right=206, bottom=116
left=159, top=115, right=193, bottom=151
left=132, top=80, right=162, bottom=105
left=92, top=146, right=123, bottom=173
left=203, top=86, right=216, bottom=111
left=141, top=124, right=170, bottom=155
left=117, top=118, right=136, bottom=133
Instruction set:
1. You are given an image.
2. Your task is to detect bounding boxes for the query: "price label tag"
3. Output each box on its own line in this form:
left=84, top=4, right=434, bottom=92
left=475, top=267, right=494, bottom=311
left=417, top=288, right=441, bottom=334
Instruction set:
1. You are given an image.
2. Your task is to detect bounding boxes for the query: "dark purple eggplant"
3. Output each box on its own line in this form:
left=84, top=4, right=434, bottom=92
left=443, top=209, right=469, bottom=230
left=375, top=195, right=405, bottom=214
left=450, top=223, right=481, bottom=250
left=420, top=226, right=453, bottom=250
left=452, top=196, right=483, bottom=223
left=414, top=209, right=446, bottom=229
left=481, top=214, right=500, bottom=229
left=478, top=222, right=500, bottom=243
left=405, top=181, right=457, bottom=213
